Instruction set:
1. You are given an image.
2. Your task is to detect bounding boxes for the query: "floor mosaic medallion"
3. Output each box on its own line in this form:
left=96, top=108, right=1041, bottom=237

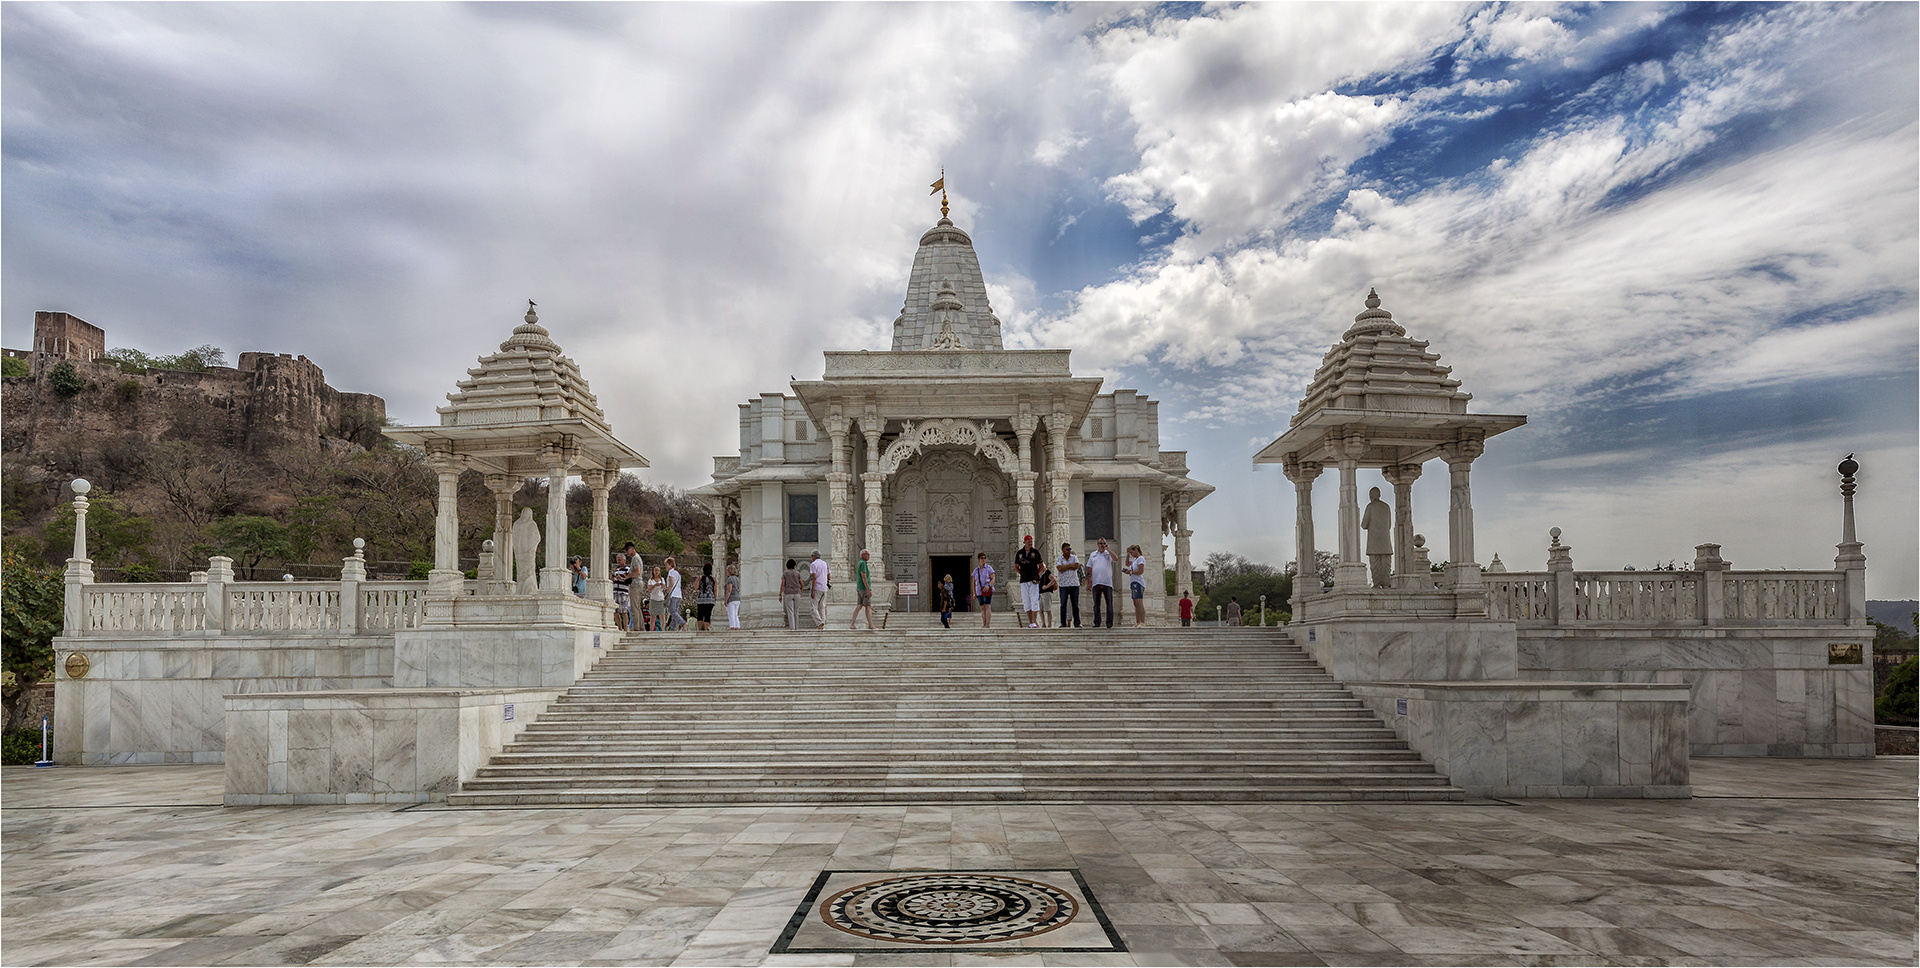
left=771, top=869, right=1126, bottom=953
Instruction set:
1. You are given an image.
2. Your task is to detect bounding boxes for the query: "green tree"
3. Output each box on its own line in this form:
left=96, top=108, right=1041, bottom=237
left=47, top=361, right=82, bottom=397
left=1, top=549, right=62, bottom=729
left=41, top=494, right=155, bottom=573
left=653, top=526, right=685, bottom=556
left=1877, top=658, right=1917, bottom=727
left=203, top=516, right=293, bottom=580
left=1, top=356, right=29, bottom=379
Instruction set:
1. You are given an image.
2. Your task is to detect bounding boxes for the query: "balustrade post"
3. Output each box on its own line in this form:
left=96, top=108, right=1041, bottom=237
left=340, top=540, right=367, bottom=633
left=205, top=556, right=234, bottom=632
left=61, top=480, right=95, bottom=635
left=1834, top=455, right=1867, bottom=626
left=1692, top=542, right=1727, bottom=625
left=1547, top=528, right=1574, bottom=626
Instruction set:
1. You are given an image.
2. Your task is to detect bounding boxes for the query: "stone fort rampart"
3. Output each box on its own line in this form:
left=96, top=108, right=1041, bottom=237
left=2, top=311, right=386, bottom=455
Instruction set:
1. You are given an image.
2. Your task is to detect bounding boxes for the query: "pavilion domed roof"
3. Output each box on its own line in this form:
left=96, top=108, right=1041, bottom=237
left=891, top=216, right=1003, bottom=351
left=1291, top=289, right=1470, bottom=422
left=437, top=304, right=615, bottom=433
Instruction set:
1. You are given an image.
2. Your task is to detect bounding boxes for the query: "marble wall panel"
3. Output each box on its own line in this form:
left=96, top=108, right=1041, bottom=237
left=1774, top=670, right=1808, bottom=744
left=161, top=647, right=194, bottom=680
left=267, top=709, right=289, bottom=793
left=1650, top=705, right=1687, bottom=785
left=1561, top=702, right=1620, bottom=787
left=108, top=684, right=149, bottom=754
left=330, top=709, right=373, bottom=794
left=415, top=708, right=460, bottom=793
left=1806, top=672, right=1835, bottom=745
left=370, top=709, right=418, bottom=795
left=1835, top=670, right=1874, bottom=745
left=1504, top=700, right=1563, bottom=788
left=224, top=711, right=269, bottom=795
left=1442, top=702, right=1505, bottom=788
left=1739, top=669, right=1778, bottom=745
left=1618, top=702, right=1654, bottom=787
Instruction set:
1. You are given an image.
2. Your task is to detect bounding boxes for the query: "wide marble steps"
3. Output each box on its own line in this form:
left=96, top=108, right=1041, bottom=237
left=448, top=628, right=1462, bottom=805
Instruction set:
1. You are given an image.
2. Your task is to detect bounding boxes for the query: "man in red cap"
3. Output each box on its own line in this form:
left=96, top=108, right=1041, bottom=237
left=1014, top=534, right=1045, bottom=629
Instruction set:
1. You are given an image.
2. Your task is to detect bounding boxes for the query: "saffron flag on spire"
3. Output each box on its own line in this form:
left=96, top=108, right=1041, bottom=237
left=929, top=176, right=944, bottom=195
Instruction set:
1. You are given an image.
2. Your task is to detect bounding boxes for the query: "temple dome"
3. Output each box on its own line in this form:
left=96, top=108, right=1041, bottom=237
left=436, top=304, right=615, bottom=432
left=891, top=216, right=1003, bottom=351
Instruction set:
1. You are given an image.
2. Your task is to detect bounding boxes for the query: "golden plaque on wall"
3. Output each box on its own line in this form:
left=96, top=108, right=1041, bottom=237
left=63, top=653, right=90, bottom=679
left=1828, top=642, right=1863, bottom=665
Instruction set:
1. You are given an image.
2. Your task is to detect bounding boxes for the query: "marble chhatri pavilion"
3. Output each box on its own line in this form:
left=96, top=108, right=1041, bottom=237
left=695, top=195, right=1213, bottom=625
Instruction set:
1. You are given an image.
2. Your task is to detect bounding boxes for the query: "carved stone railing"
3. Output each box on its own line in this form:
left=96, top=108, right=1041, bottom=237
left=360, top=582, right=427, bottom=630
left=83, top=584, right=209, bottom=634
left=225, top=585, right=344, bottom=632
left=1486, top=569, right=1852, bottom=627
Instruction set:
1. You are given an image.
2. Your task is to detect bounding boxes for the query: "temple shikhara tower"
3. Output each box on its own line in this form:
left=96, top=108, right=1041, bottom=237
left=695, top=191, right=1213, bottom=624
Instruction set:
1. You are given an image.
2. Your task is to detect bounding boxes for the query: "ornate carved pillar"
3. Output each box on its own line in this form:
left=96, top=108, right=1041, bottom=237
left=1045, top=410, right=1072, bottom=553
left=484, top=473, right=517, bottom=596
left=827, top=412, right=852, bottom=585
left=860, top=421, right=885, bottom=573
left=1442, top=435, right=1485, bottom=590
left=1382, top=462, right=1423, bottom=589
left=426, top=449, right=467, bottom=597
left=1334, top=433, right=1368, bottom=589
left=1013, top=410, right=1038, bottom=546
left=583, top=468, right=612, bottom=602
left=706, top=496, right=729, bottom=589
left=1171, top=496, right=1193, bottom=599
left=541, top=448, right=570, bottom=593
left=1282, top=458, right=1322, bottom=611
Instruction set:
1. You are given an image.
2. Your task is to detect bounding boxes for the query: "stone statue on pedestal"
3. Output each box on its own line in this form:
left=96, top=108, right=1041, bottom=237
left=512, top=507, right=541, bottom=594
left=1361, top=486, right=1393, bottom=588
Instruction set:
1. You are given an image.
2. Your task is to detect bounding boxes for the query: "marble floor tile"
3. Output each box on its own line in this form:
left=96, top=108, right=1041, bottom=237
left=2, top=757, right=1912, bottom=967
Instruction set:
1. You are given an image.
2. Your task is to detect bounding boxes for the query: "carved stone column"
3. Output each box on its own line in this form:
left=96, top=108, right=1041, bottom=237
left=1045, top=411, right=1072, bottom=554
left=426, top=450, right=467, bottom=597
left=860, top=422, right=885, bottom=572
left=484, top=474, right=517, bottom=596
left=541, top=450, right=570, bottom=593
left=1334, top=434, right=1368, bottom=589
left=827, top=412, right=852, bottom=585
left=583, top=468, right=612, bottom=603
left=1381, top=463, right=1423, bottom=589
left=1013, top=410, right=1038, bottom=546
left=1171, top=496, right=1193, bottom=599
left=1282, top=458, right=1322, bottom=611
left=1442, top=435, right=1484, bottom=590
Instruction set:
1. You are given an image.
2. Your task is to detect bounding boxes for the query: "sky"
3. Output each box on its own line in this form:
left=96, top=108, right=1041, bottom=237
left=5, top=1, right=1916, bottom=599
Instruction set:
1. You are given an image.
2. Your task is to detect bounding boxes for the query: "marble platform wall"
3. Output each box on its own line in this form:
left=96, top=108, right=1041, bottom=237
left=50, top=634, right=394, bottom=765
left=1350, top=681, right=1692, bottom=798
left=224, top=688, right=560, bottom=805
left=1519, top=628, right=1876, bottom=756
left=393, top=626, right=609, bottom=689
left=1297, top=620, right=1520, bottom=682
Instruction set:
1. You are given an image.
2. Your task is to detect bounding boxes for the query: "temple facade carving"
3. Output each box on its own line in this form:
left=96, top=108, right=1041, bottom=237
left=694, top=208, right=1213, bottom=625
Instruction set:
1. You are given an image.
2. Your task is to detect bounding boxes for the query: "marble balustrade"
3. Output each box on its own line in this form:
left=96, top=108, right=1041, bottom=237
left=1486, top=569, right=1852, bottom=626
left=70, top=579, right=434, bottom=637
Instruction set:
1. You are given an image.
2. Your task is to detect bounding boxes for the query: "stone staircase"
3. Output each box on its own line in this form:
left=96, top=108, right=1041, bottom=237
left=448, top=627, right=1462, bottom=805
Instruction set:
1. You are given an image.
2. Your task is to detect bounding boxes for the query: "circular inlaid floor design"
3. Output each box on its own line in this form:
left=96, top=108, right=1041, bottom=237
left=820, top=873, right=1078, bottom=945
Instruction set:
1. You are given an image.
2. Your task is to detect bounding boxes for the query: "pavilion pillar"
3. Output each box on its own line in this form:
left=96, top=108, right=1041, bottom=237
left=860, top=422, right=885, bottom=575
left=827, top=414, right=852, bottom=583
left=1172, top=500, right=1193, bottom=598
left=426, top=451, right=466, bottom=597
left=706, top=496, right=729, bottom=590
left=1442, top=436, right=1485, bottom=613
left=541, top=456, right=569, bottom=593
left=1383, top=462, right=1422, bottom=589
left=1333, top=434, right=1368, bottom=589
left=484, top=474, right=517, bottom=596
left=1283, top=459, right=1321, bottom=611
left=583, top=468, right=612, bottom=602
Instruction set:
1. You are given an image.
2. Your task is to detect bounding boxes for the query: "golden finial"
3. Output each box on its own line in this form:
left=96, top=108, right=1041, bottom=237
left=929, top=169, right=948, bottom=219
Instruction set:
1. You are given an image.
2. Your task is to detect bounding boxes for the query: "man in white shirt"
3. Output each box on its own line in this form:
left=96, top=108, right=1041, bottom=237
left=1055, top=543, right=1082, bottom=628
left=665, top=558, right=684, bottom=630
left=808, top=551, right=830, bottom=628
left=1086, top=538, right=1118, bottom=628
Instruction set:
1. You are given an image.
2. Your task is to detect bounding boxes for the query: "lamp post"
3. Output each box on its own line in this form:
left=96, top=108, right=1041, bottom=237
left=1259, top=595, right=1267, bottom=627
left=1835, top=454, right=1867, bottom=625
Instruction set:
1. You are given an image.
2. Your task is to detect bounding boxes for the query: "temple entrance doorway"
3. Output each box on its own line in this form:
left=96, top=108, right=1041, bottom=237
left=928, top=555, right=973, bottom=612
